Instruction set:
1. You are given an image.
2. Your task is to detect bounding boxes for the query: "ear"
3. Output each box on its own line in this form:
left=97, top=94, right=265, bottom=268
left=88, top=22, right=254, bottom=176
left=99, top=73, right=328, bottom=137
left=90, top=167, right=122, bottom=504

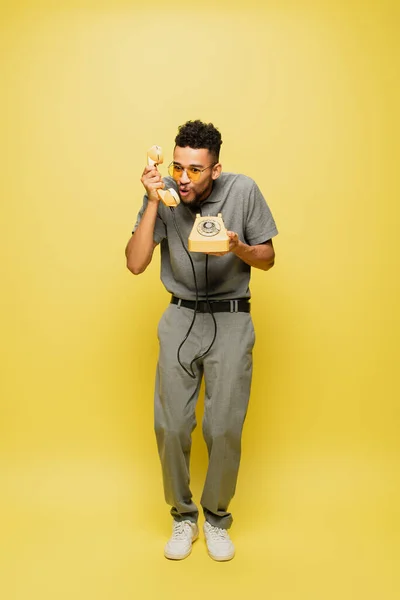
left=212, top=163, right=222, bottom=180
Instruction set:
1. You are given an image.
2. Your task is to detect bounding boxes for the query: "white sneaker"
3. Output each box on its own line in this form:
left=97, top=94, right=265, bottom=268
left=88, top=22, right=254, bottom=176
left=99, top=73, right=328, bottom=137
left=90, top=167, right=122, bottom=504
left=164, top=520, right=199, bottom=560
left=203, top=521, right=235, bottom=561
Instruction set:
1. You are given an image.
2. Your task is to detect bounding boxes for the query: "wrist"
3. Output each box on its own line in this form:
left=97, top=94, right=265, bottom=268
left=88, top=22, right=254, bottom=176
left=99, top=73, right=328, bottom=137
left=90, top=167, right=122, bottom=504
left=232, top=239, right=246, bottom=255
left=147, top=195, right=160, bottom=206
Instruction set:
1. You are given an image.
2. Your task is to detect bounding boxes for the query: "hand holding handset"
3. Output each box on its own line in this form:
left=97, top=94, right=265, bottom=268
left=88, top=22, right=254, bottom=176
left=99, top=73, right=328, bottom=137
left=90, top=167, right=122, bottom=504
left=188, top=213, right=229, bottom=253
left=147, top=145, right=180, bottom=207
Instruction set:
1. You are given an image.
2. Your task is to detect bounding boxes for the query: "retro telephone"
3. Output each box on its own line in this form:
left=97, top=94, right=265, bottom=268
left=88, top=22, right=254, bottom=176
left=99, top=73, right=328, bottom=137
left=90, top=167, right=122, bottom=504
left=147, top=144, right=229, bottom=253
left=188, top=213, right=229, bottom=253
left=147, top=145, right=180, bottom=207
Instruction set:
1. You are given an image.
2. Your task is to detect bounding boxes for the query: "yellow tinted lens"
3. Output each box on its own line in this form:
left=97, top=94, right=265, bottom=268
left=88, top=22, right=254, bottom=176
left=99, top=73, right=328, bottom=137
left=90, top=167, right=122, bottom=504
left=169, top=164, right=183, bottom=180
left=187, top=168, right=202, bottom=182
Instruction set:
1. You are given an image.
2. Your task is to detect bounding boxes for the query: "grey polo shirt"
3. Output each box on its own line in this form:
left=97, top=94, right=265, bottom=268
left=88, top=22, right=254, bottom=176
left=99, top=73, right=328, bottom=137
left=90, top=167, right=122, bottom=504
left=132, top=172, right=278, bottom=301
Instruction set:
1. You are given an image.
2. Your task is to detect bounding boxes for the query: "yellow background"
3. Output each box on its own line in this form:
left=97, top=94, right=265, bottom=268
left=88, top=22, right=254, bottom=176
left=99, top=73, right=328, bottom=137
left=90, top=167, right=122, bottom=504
left=1, top=1, right=399, bottom=598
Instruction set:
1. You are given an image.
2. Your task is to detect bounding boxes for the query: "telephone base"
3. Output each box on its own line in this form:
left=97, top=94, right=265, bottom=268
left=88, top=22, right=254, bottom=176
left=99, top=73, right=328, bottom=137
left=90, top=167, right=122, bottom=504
left=188, top=238, right=229, bottom=253
left=188, top=213, right=229, bottom=253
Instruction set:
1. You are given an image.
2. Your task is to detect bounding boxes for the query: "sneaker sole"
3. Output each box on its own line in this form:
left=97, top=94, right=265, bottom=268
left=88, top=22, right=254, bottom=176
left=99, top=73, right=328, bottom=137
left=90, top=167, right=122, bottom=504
left=164, top=532, right=199, bottom=560
left=207, top=549, right=235, bottom=562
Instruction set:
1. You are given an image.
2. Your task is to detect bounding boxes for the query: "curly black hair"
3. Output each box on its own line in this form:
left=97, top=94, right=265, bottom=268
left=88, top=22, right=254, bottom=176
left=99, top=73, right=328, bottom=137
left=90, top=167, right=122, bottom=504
left=174, top=120, right=222, bottom=161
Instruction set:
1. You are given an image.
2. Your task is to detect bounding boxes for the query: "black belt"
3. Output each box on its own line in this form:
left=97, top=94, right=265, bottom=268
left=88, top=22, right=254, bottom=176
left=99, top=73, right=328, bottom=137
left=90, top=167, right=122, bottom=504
left=171, top=296, right=250, bottom=313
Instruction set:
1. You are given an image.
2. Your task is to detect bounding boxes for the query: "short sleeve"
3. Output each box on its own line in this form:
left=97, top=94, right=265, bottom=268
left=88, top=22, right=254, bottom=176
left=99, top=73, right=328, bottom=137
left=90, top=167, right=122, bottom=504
left=245, top=182, right=278, bottom=245
left=132, top=195, right=167, bottom=244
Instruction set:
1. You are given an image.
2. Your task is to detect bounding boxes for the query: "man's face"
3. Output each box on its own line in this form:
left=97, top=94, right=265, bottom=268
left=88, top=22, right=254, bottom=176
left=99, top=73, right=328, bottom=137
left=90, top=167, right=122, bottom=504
left=172, top=146, right=221, bottom=208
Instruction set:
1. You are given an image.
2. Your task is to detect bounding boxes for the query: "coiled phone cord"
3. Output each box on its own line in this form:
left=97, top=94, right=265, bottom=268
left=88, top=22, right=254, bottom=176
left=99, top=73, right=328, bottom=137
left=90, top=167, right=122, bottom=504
left=170, top=207, right=217, bottom=379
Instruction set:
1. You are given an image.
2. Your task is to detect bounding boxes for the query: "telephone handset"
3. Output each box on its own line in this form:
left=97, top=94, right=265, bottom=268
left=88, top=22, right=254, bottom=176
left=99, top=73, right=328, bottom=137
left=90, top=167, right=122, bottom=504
left=147, top=145, right=180, bottom=207
left=188, top=213, right=229, bottom=253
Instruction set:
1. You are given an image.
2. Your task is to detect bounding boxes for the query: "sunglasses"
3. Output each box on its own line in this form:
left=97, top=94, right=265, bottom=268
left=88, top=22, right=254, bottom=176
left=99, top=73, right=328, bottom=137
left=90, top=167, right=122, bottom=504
left=168, top=162, right=216, bottom=183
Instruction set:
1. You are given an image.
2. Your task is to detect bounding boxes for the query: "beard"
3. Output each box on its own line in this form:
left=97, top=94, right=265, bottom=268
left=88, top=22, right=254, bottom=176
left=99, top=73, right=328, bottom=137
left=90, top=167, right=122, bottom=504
left=182, top=194, right=205, bottom=210
left=179, top=182, right=214, bottom=209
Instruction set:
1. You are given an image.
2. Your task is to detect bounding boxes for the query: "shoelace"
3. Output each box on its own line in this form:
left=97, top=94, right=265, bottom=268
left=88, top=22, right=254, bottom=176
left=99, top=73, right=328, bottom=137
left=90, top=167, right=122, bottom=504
left=171, top=521, right=192, bottom=540
left=206, top=525, right=230, bottom=541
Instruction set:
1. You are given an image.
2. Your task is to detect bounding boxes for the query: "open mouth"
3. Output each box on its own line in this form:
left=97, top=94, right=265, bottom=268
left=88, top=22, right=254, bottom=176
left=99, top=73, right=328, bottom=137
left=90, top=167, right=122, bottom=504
left=179, top=188, right=191, bottom=196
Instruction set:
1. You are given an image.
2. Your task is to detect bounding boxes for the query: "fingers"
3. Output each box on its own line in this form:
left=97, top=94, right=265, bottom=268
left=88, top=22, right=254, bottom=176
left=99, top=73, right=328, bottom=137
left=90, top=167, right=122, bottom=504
left=141, top=165, right=165, bottom=200
left=144, top=173, right=164, bottom=187
left=142, top=164, right=159, bottom=176
left=227, top=231, right=239, bottom=251
left=141, top=165, right=161, bottom=182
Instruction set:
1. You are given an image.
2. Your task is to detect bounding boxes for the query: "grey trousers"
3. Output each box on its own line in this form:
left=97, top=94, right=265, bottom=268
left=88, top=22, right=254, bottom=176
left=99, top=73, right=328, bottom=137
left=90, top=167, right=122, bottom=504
left=154, top=303, right=255, bottom=529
